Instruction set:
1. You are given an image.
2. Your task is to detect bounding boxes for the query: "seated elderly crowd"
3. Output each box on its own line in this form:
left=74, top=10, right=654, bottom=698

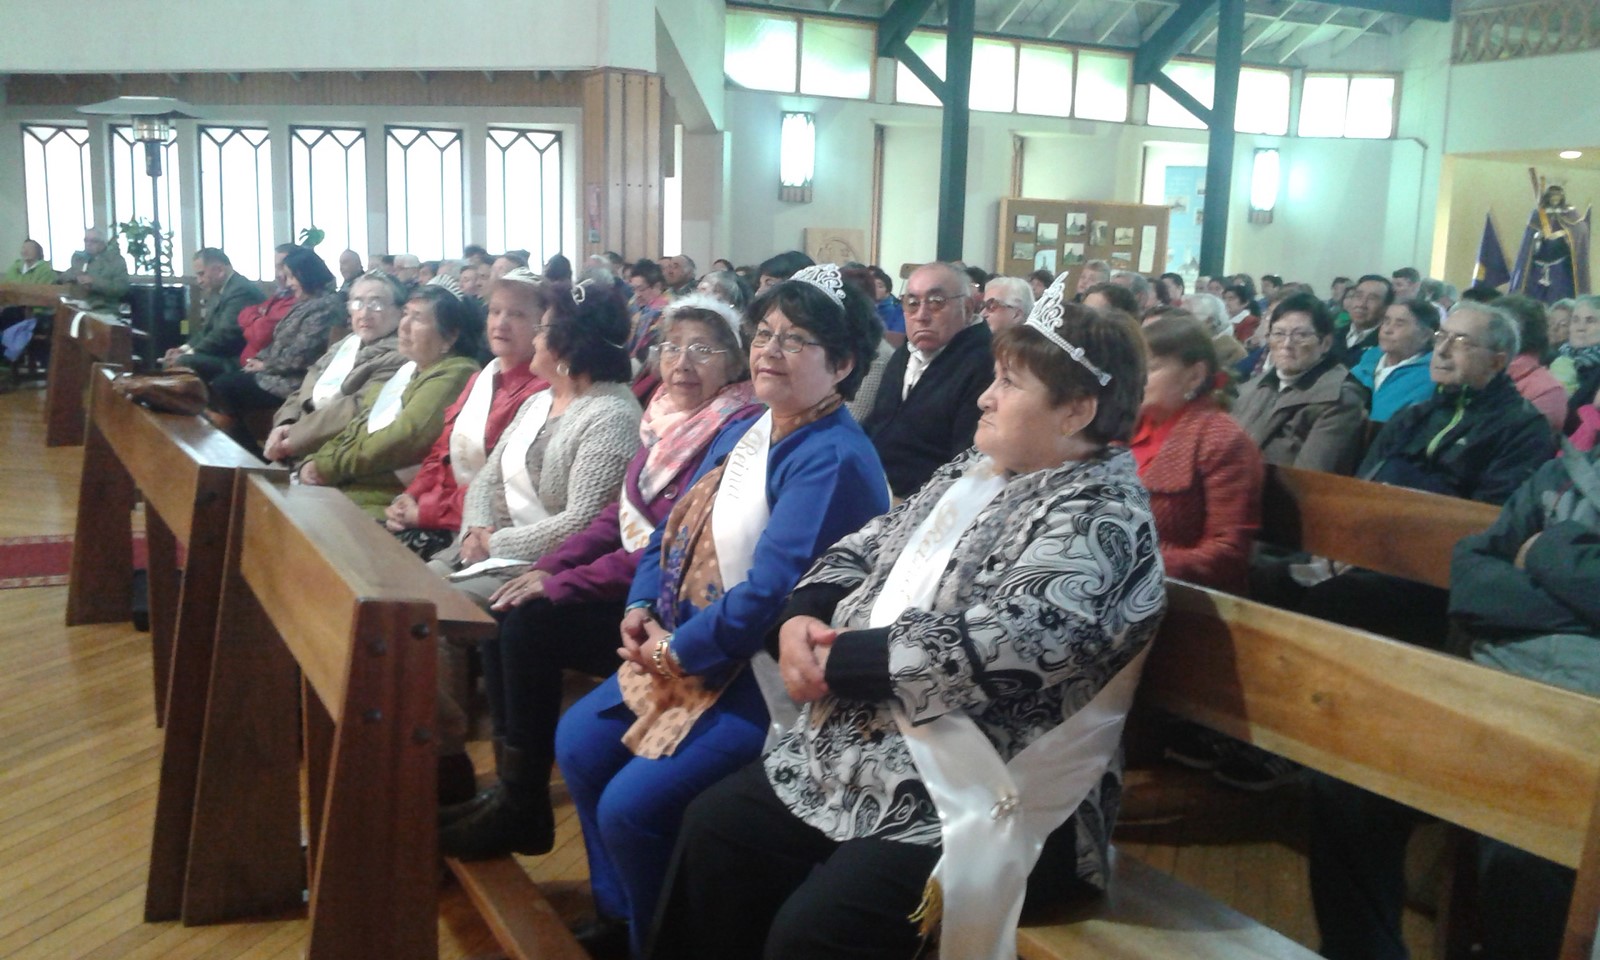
left=130, top=232, right=1598, bottom=960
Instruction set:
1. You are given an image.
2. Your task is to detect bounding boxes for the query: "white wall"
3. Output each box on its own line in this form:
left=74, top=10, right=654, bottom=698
left=0, top=1, right=653, bottom=74
left=1444, top=49, right=1600, bottom=156
left=725, top=83, right=1423, bottom=292
left=655, top=0, right=727, bottom=132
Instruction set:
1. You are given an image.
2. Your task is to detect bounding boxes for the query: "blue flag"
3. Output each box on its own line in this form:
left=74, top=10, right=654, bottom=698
left=1474, top=213, right=1510, bottom=288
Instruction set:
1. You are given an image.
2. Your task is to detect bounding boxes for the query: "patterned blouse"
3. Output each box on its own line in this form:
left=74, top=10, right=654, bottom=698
left=763, top=447, right=1166, bottom=889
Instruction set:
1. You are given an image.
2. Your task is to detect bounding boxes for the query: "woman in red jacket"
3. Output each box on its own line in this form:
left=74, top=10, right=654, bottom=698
left=383, top=268, right=549, bottom=557
left=1129, top=314, right=1263, bottom=594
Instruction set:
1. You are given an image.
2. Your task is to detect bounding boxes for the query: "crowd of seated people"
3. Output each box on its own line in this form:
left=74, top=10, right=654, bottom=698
left=44, top=222, right=1600, bottom=960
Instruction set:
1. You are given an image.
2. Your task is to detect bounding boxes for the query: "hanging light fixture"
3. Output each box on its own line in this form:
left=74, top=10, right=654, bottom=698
left=779, top=111, right=815, bottom=203
left=1249, top=148, right=1280, bottom=224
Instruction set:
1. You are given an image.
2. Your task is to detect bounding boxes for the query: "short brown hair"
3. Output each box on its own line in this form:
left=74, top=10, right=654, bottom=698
left=991, top=302, right=1146, bottom=445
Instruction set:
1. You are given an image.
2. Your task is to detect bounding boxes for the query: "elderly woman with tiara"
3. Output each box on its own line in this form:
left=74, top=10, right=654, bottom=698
left=552, top=264, right=888, bottom=957
left=437, top=294, right=762, bottom=859
left=653, top=276, right=1166, bottom=960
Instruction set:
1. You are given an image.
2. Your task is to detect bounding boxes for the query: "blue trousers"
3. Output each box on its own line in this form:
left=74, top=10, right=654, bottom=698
left=555, top=667, right=767, bottom=957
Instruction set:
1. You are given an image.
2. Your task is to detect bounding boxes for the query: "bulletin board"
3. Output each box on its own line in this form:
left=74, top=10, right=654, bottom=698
left=996, top=198, right=1169, bottom=289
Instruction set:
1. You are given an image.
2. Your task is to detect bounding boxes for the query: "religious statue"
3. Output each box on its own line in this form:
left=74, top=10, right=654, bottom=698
left=1510, top=178, right=1591, bottom=303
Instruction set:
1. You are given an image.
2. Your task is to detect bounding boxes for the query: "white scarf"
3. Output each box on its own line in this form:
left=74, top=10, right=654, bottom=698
left=708, top=411, right=795, bottom=746
left=499, top=390, right=555, bottom=527
left=311, top=335, right=362, bottom=409
left=365, top=361, right=416, bottom=434
left=449, top=358, right=501, bottom=486
left=871, top=456, right=1148, bottom=960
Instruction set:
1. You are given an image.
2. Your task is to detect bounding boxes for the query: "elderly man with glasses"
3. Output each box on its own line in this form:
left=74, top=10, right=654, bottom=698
left=65, top=227, right=131, bottom=309
left=860, top=261, right=994, bottom=499
left=979, top=275, right=1034, bottom=333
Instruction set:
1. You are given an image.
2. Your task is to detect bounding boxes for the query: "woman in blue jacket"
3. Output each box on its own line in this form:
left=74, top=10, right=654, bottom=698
left=553, top=265, right=887, bottom=957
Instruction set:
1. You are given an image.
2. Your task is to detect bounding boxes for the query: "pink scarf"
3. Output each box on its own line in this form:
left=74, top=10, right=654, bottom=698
left=637, top=381, right=759, bottom=500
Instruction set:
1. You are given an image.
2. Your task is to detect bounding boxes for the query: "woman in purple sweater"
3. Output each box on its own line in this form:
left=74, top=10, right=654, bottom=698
left=440, top=295, right=759, bottom=859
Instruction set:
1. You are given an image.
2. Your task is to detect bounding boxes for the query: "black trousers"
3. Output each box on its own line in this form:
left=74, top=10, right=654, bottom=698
left=650, top=761, right=940, bottom=960
left=207, top=369, right=285, bottom=449
left=483, top=597, right=625, bottom=757
left=1309, top=772, right=1575, bottom=960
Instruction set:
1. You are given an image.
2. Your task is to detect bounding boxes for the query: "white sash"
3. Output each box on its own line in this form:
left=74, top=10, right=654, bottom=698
left=869, top=458, right=1147, bottom=960
left=449, top=359, right=501, bottom=486
left=365, top=361, right=416, bottom=434
left=310, top=335, right=361, bottom=409
left=618, top=492, right=655, bottom=553
left=707, top=411, right=794, bottom=745
left=499, top=391, right=555, bottom=526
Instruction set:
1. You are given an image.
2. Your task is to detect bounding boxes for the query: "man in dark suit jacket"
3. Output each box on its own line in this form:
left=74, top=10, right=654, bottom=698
left=862, top=261, right=994, bottom=499
left=1336, top=274, right=1393, bottom=368
left=163, top=247, right=268, bottom=381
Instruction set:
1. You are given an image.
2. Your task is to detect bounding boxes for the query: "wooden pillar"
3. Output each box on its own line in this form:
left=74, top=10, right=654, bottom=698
left=582, top=70, right=664, bottom=263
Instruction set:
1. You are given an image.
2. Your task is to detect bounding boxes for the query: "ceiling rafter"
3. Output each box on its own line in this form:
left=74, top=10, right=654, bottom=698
left=1274, top=6, right=1341, bottom=61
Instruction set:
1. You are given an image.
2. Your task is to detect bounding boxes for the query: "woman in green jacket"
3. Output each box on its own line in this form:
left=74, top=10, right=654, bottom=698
left=297, top=282, right=484, bottom=517
left=2, top=239, right=57, bottom=363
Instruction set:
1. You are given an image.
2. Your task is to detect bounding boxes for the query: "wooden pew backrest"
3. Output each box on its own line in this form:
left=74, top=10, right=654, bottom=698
left=1144, top=582, right=1600, bottom=871
left=1259, top=465, right=1499, bottom=590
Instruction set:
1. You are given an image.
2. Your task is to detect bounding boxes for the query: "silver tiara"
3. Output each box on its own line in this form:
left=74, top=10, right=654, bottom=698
left=662, top=293, right=742, bottom=344
left=498, top=267, right=543, bottom=286
left=427, top=273, right=463, bottom=299
left=791, top=263, right=846, bottom=307
left=1024, top=274, right=1113, bottom=386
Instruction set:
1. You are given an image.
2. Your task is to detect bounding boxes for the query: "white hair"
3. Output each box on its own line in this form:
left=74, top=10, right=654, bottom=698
left=984, top=276, right=1034, bottom=314
left=1184, top=292, right=1232, bottom=338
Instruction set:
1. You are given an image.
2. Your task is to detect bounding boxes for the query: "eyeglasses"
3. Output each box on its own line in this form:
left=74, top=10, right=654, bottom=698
left=348, top=298, right=392, bottom=313
left=980, top=298, right=1020, bottom=314
left=751, top=328, right=823, bottom=354
left=1267, top=329, right=1320, bottom=345
left=1433, top=329, right=1488, bottom=352
left=901, top=294, right=953, bottom=314
left=654, top=342, right=728, bottom=365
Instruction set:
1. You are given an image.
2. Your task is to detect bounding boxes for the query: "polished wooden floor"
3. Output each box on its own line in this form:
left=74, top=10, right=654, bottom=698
left=0, top=382, right=1437, bottom=959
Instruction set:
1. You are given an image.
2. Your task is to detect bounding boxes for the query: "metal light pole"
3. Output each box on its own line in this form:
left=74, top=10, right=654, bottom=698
left=79, top=96, right=201, bottom=360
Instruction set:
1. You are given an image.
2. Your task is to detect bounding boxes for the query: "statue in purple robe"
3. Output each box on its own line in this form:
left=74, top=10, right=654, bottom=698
left=1511, top=184, right=1591, bottom=304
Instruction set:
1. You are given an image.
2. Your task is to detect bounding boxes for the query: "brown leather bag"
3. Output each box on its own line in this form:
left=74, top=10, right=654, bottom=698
left=110, top=368, right=210, bottom=416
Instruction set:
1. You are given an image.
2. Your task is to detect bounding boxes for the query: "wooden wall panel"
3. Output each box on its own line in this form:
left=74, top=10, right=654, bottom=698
left=5, top=71, right=584, bottom=109
left=579, top=69, right=663, bottom=263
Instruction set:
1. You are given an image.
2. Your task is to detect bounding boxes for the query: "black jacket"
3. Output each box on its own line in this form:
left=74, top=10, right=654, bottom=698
left=1358, top=371, right=1554, bottom=505
left=861, top=322, right=993, bottom=499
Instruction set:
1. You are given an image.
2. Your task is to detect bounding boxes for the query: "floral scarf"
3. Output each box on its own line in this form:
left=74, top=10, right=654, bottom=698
left=637, top=381, right=758, bottom=500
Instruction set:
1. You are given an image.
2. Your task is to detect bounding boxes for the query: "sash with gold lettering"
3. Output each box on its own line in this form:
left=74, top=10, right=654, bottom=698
left=869, top=456, right=1148, bottom=960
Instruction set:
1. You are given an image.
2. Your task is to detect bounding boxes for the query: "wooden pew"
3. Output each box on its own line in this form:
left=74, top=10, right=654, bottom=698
left=45, top=303, right=132, bottom=446
left=0, top=281, right=63, bottom=308
left=145, top=474, right=495, bottom=960
left=1019, top=582, right=1600, bottom=960
left=1259, top=465, right=1500, bottom=590
left=68, top=364, right=276, bottom=726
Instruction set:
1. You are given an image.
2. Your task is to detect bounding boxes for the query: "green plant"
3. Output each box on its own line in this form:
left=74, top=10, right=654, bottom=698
left=113, top=218, right=174, bottom=276
left=298, top=226, right=326, bottom=249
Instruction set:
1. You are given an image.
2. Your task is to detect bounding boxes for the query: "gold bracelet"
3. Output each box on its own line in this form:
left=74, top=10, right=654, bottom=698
left=652, top=634, right=684, bottom=680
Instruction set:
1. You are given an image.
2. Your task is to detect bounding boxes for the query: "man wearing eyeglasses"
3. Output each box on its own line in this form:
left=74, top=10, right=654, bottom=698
left=1337, top=275, right=1395, bottom=367
left=1303, top=299, right=1562, bottom=960
left=860, top=261, right=993, bottom=499
left=979, top=276, right=1033, bottom=333
left=162, top=247, right=267, bottom=381
left=65, top=227, right=131, bottom=310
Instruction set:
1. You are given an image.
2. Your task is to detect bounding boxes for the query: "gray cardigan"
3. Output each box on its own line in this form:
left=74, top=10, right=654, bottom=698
left=463, top=381, right=641, bottom=561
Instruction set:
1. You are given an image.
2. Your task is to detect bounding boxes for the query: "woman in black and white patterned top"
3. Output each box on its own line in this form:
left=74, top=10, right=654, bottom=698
left=653, top=284, right=1167, bottom=960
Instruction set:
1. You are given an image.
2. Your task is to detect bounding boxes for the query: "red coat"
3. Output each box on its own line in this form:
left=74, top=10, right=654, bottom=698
left=238, top=291, right=295, bottom=362
left=404, top=362, right=546, bottom=531
left=1137, top=401, right=1264, bottom=595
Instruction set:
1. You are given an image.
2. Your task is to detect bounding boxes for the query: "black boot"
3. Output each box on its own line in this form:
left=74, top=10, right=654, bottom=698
left=438, top=746, right=555, bottom=860
left=439, top=736, right=507, bottom=827
left=572, top=915, right=629, bottom=959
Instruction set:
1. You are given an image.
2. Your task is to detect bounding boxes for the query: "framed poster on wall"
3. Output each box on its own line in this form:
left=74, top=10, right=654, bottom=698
left=995, top=197, right=1169, bottom=294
